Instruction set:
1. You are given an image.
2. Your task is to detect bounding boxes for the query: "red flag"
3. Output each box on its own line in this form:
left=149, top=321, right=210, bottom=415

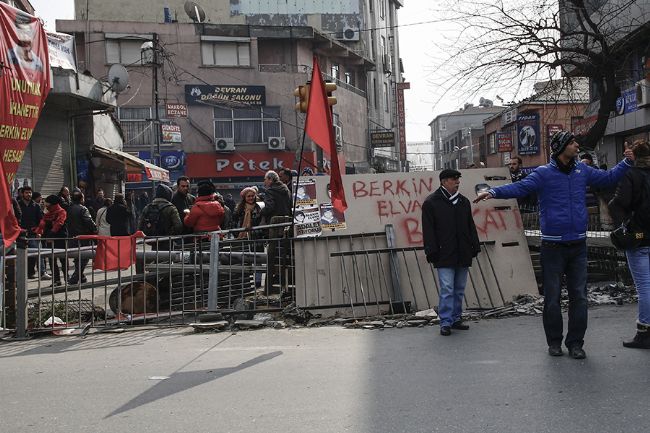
left=305, top=56, right=348, bottom=213
left=0, top=159, right=21, bottom=248
left=78, top=231, right=145, bottom=271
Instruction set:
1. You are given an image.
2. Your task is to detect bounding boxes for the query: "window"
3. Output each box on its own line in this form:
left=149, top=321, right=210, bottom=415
left=384, top=82, right=389, bottom=112
left=488, top=133, right=497, bottom=154
left=370, top=30, right=376, bottom=59
left=106, top=38, right=148, bottom=65
left=201, top=41, right=250, bottom=67
left=344, top=72, right=353, bottom=85
left=331, top=64, right=340, bottom=81
left=214, top=106, right=281, bottom=144
left=380, top=0, right=385, bottom=18
left=440, top=120, right=447, bottom=131
left=119, top=107, right=153, bottom=148
left=369, top=0, right=374, bottom=13
left=380, top=36, right=386, bottom=58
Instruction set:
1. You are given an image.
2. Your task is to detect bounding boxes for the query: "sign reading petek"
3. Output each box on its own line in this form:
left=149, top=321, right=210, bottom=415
left=0, top=4, right=51, bottom=185
left=185, top=85, right=266, bottom=106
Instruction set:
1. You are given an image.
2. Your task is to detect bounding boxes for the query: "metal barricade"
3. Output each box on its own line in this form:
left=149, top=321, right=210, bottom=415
left=2, top=220, right=297, bottom=336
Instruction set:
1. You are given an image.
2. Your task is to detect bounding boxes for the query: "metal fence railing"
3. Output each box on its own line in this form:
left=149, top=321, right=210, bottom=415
left=1, top=221, right=297, bottom=336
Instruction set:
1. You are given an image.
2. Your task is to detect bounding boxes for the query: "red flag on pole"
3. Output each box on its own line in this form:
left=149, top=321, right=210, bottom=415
left=305, top=56, right=348, bottom=213
left=0, top=159, right=21, bottom=248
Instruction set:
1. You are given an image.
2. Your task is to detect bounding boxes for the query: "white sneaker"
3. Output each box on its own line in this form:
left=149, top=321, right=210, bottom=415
left=40, top=272, right=52, bottom=280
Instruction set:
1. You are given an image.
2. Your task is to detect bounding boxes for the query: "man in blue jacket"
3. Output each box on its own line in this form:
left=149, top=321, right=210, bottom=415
left=475, top=131, right=634, bottom=359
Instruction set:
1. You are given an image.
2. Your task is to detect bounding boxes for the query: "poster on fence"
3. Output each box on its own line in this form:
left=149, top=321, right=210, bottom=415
left=293, top=206, right=322, bottom=238
left=293, top=179, right=317, bottom=208
left=319, top=203, right=346, bottom=231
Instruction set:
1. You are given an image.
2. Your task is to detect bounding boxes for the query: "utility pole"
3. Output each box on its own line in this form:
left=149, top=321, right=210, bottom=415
left=142, top=34, right=161, bottom=196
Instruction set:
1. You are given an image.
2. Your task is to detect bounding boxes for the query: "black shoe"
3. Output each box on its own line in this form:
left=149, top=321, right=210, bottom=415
left=451, top=321, right=469, bottom=330
left=440, top=326, right=451, bottom=336
left=568, top=346, right=586, bottom=359
left=622, top=332, right=650, bottom=349
left=68, top=275, right=87, bottom=285
left=548, top=345, right=563, bottom=357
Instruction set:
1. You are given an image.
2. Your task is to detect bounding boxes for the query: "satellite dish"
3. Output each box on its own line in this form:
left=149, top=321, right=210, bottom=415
left=184, top=1, right=206, bottom=23
left=107, top=64, right=129, bottom=94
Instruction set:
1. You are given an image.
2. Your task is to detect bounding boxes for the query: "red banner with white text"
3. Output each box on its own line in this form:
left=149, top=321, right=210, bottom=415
left=0, top=3, right=51, bottom=183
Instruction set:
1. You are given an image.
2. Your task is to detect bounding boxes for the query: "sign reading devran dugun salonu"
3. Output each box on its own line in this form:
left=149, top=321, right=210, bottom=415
left=0, top=3, right=51, bottom=185
left=184, top=84, right=266, bottom=106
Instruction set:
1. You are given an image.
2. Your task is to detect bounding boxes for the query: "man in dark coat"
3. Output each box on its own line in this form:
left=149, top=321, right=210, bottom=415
left=171, top=176, right=195, bottom=234
left=67, top=190, right=98, bottom=284
left=17, top=186, right=45, bottom=279
left=261, top=170, right=292, bottom=222
left=422, top=169, right=480, bottom=336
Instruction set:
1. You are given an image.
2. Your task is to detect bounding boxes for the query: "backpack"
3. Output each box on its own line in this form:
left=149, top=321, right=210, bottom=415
left=140, top=203, right=172, bottom=236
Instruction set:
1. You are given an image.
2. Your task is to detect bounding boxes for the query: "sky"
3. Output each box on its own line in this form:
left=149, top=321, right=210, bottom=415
left=28, top=0, right=500, bottom=143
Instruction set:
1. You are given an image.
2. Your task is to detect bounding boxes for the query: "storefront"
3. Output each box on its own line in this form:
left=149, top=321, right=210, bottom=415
left=186, top=150, right=316, bottom=196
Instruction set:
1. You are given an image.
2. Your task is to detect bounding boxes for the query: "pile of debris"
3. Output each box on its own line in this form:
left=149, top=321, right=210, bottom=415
left=191, top=283, right=638, bottom=333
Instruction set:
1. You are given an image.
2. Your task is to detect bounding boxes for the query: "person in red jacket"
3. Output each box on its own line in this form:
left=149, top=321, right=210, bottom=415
left=34, top=195, right=68, bottom=286
left=183, top=180, right=224, bottom=233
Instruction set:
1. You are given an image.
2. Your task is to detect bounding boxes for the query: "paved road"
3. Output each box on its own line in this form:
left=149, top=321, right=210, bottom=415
left=0, top=304, right=647, bottom=433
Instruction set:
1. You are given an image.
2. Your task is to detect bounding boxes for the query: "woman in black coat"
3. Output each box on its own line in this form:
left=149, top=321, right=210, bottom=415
left=106, top=193, right=131, bottom=236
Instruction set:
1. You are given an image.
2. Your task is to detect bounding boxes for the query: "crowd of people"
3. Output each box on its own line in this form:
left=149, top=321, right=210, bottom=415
left=11, top=168, right=296, bottom=288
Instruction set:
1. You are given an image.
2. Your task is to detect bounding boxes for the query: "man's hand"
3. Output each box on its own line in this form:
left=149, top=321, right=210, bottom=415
left=473, top=191, right=493, bottom=203
left=624, top=147, right=635, bottom=161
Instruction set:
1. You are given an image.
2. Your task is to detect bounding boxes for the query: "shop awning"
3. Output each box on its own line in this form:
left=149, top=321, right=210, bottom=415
left=93, top=145, right=170, bottom=183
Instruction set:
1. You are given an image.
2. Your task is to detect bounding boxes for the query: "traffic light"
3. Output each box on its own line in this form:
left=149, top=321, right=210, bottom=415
left=325, top=82, right=337, bottom=106
left=294, top=84, right=310, bottom=112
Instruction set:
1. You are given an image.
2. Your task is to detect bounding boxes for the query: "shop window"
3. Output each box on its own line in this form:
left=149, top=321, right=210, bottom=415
left=201, top=41, right=250, bottom=67
left=214, top=106, right=281, bottom=144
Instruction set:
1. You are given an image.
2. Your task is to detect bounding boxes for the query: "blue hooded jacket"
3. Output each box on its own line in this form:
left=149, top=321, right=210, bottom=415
left=488, top=158, right=632, bottom=242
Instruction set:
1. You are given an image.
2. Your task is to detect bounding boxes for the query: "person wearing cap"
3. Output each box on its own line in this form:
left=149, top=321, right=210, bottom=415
left=475, top=130, right=635, bottom=359
left=138, top=184, right=183, bottom=240
left=184, top=181, right=225, bottom=233
left=422, top=169, right=480, bottom=336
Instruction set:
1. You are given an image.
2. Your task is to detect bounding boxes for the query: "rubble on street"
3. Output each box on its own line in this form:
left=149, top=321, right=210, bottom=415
left=190, top=282, right=639, bottom=333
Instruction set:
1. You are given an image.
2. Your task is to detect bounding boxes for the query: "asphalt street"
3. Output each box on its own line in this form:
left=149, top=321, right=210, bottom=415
left=0, top=304, right=647, bottom=433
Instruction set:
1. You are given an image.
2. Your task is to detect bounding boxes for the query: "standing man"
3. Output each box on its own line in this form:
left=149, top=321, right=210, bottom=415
left=422, top=169, right=480, bottom=336
left=475, top=131, right=634, bottom=359
left=66, top=190, right=98, bottom=284
left=17, top=186, right=46, bottom=279
left=172, top=176, right=195, bottom=234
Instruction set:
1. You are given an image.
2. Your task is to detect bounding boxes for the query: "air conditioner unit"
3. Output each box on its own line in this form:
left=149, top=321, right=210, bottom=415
left=215, top=137, right=235, bottom=152
left=636, top=80, right=650, bottom=108
left=337, top=26, right=360, bottom=42
left=267, top=136, right=286, bottom=151
left=334, top=125, right=343, bottom=152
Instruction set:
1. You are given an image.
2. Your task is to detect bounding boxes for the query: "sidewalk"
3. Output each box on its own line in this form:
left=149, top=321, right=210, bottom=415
left=0, top=304, right=647, bottom=433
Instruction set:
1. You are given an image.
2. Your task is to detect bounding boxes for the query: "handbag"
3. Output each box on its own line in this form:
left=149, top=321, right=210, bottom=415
left=610, top=219, right=644, bottom=250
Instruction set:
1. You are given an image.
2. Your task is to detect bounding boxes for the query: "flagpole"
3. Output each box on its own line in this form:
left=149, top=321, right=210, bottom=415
left=290, top=126, right=308, bottom=235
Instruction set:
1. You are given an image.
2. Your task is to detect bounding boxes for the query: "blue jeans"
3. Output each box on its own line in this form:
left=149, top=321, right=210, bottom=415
left=437, top=267, right=469, bottom=327
left=540, top=241, right=588, bottom=348
left=626, top=247, right=650, bottom=325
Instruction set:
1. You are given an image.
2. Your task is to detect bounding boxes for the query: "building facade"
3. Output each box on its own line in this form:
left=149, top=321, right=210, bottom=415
left=59, top=0, right=406, bottom=191
left=482, top=79, right=589, bottom=169
left=429, top=102, right=504, bottom=170
left=560, top=0, right=650, bottom=163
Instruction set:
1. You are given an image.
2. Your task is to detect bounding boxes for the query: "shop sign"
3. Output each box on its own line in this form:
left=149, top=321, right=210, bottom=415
left=185, top=84, right=265, bottom=106
left=370, top=131, right=395, bottom=147
left=165, top=103, right=187, bottom=118
left=615, top=87, right=637, bottom=115
left=496, top=132, right=512, bottom=152
left=186, top=151, right=315, bottom=178
left=516, top=113, right=540, bottom=155
left=47, top=31, right=76, bottom=71
left=161, top=124, right=181, bottom=143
